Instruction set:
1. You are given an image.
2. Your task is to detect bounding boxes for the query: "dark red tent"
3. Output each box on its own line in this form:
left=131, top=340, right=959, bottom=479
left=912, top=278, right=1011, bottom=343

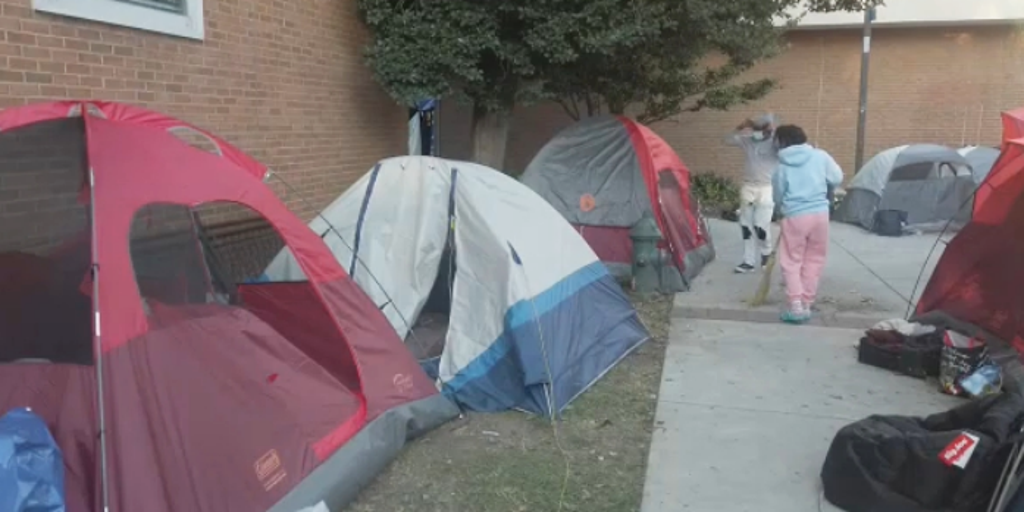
left=1001, top=108, right=1024, bottom=144
left=916, top=108, right=1024, bottom=354
left=0, top=101, right=457, bottom=511
left=521, top=115, right=715, bottom=291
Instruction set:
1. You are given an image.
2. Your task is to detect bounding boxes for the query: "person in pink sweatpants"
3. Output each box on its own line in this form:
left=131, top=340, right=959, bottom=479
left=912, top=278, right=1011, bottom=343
left=770, top=125, right=844, bottom=323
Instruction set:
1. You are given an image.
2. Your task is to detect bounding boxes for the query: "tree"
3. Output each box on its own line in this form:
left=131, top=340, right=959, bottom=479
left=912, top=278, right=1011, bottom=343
left=358, top=0, right=662, bottom=168
left=358, top=0, right=882, bottom=169
left=546, top=0, right=883, bottom=124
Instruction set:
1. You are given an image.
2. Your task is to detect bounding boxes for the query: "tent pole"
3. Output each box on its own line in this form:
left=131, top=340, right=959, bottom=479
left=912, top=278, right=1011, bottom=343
left=89, top=167, right=112, bottom=512
left=854, top=7, right=875, bottom=172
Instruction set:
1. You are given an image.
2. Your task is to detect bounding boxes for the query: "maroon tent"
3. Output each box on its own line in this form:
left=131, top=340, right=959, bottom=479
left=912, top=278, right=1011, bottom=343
left=916, top=109, right=1024, bottom=354
left=0, top=101, right=457, bottom=511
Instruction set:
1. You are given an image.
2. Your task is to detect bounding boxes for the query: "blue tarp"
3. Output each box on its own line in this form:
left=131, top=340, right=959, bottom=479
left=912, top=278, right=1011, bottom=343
left=0, top=408, right=66, bottom=512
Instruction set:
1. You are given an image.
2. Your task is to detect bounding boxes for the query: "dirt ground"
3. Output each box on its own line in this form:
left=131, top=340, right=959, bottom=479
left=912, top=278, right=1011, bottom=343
left=348, top=292, right=673, bottom=512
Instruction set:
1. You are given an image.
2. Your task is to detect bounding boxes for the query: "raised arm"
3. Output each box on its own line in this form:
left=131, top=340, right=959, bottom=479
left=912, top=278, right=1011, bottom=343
left=725, top=119, right=755, bottom=147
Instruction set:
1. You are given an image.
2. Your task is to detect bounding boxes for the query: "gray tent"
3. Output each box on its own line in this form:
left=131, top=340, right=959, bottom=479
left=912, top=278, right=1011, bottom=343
left=520, top=115, right=714, bottom=291
left=835, top=144, right=975, bottom=233
left=958, top=145, right=1001, bottom=184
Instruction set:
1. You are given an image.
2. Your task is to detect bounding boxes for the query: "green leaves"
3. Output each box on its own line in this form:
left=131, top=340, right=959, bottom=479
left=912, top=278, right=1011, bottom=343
left=691, top=172, right=741, bottom=220
left=357, top=0, right=884, bottom=120
left=545, top=0, right=882, bottom=124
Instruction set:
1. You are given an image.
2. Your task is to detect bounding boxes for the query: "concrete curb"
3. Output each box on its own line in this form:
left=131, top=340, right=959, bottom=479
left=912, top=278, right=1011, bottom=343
left=672, top=305, right=884, bottom=330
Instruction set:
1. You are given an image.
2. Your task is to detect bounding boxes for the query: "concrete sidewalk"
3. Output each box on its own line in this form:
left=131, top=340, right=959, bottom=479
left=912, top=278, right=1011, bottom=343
left=642, top=219, right=961, bottom=512
left=641, top=320, right=960, bottom=512
left=676, top=219, right=952, bottom=328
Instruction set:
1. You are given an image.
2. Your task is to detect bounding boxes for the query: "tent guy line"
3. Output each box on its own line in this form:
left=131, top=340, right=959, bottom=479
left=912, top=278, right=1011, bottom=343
left=830, top=234, right=912, bottom=306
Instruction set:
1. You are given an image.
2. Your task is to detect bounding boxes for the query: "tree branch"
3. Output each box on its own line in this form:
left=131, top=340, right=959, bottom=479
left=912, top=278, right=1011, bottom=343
left=557, top=97, right=581, bottom=121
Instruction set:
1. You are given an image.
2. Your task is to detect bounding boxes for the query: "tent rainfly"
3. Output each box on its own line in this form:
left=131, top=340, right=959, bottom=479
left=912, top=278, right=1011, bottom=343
left=835, top=144, right=976, bottom=233
left=958, top=145, right=1001, bottom=184
left=0, top=101, right=457, bottom=512
left=916, top=108, right=1024, bottom=356
left=264, top=156, right=651, bottom=416
left=520, top=115, right=714, bottom=291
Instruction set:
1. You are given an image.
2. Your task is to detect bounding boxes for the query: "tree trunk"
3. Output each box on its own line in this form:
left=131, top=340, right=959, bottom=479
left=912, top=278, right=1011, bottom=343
left=471, top=106, right=511, bottom=171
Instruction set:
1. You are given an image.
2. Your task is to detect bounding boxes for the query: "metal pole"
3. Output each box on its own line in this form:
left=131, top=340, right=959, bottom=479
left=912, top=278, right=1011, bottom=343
left=854, top=7, right=875, bottom=172
left=89, top=168, right=112, bottom=512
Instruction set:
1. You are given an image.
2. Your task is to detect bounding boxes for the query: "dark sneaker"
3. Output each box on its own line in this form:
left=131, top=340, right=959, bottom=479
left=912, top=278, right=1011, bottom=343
left=734, top=263, right=757, bottom=274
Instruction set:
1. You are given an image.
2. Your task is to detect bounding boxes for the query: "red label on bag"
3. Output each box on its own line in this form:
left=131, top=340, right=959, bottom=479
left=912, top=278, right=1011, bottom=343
left=940, top=432, right=980, bottom=468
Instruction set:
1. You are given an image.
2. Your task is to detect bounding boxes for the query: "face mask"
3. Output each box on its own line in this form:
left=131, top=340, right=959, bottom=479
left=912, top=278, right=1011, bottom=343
left=752, top=132, right=765, bottom=141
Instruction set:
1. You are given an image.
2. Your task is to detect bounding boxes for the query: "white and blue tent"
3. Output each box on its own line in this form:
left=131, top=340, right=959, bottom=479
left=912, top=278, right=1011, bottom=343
left=263, top=156, right=649, bottom=416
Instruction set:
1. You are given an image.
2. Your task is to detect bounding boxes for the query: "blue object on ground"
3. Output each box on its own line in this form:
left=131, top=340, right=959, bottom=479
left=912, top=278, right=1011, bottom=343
left=961, top=363, right=1002, bottom=398
left=0, top=407, right=66, bottom=512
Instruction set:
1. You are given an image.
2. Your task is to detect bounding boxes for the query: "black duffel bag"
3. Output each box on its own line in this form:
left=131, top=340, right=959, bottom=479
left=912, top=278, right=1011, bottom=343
left=858, top=329, right=944, bottom=379
left=821, top=393, right=1024, bottom=512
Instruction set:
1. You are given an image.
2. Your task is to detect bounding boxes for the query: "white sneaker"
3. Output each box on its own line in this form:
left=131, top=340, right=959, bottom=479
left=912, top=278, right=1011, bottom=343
left=781, top=300, right=811, bottom=324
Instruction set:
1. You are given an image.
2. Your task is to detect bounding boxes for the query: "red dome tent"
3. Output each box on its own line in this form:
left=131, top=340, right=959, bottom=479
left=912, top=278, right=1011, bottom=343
left=916, top=108, right=1024, bottom=354
left=521, top=115, right=714, bottom=292
left=0, top=101, right=457, bottom=512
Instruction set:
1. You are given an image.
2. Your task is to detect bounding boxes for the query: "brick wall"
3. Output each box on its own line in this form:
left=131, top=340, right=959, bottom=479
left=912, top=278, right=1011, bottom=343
left=0, top=0, right=405, bottom=220
left=441, top=24, right=1024, bottom=183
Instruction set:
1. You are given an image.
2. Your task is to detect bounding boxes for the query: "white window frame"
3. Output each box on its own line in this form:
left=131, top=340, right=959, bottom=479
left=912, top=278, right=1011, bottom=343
left=33, top=0, right=204, bottom=41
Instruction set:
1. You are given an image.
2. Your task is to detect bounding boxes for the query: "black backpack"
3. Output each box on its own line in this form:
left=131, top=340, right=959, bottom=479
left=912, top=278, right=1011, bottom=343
left=874, top=209, right=909, bottom=237
left=821, top=393, right=1024, bottom=512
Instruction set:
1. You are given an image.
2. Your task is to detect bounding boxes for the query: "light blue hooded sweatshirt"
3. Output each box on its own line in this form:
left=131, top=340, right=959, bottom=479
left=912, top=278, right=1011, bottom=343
left=772, top=143, right=844, bottom=218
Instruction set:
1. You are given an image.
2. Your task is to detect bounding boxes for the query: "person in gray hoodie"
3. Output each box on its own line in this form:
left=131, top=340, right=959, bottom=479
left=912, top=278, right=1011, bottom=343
left=725, top=113, right=779, bottom=273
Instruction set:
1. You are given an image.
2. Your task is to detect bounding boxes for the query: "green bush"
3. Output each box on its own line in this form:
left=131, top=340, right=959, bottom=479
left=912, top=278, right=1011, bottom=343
left=691, top=172, right=740, bottom=221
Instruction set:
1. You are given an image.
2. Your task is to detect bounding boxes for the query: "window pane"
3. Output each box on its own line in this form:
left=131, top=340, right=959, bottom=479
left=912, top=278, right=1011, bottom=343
left=0, top=118, right=93, bottom=365
left=115, top=0, right=186, bottom=13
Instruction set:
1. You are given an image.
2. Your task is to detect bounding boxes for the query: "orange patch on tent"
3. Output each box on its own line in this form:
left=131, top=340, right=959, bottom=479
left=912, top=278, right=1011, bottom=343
left=580, top=193, right=596, bottom=212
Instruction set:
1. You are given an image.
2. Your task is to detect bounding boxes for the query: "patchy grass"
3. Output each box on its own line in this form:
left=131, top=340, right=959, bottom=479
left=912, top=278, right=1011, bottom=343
left=348, top=292, right=674, bottom=512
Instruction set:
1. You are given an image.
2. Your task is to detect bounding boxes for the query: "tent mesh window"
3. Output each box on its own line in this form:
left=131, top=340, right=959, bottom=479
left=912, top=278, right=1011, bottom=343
left=129, top=203, right=230, bottom=306
left=890, top=162, right=934, bottom=181
left=128, top=202, right=292, bottom=306
left=0, top=118, right=94, bottom=365
left=128, top=201, right=362, bottom=392
left=193, top=203, right=286, bottom=285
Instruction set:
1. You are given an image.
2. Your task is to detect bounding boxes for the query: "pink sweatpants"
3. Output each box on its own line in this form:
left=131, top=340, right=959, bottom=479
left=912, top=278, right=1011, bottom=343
left=779, top=212, right=830, bottom=304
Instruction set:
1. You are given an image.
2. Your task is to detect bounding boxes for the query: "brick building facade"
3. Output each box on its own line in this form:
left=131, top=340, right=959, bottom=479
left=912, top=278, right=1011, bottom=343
left=441, top=24, right=1024, bottom=183
left=0, top=0, right=405, bottom=218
